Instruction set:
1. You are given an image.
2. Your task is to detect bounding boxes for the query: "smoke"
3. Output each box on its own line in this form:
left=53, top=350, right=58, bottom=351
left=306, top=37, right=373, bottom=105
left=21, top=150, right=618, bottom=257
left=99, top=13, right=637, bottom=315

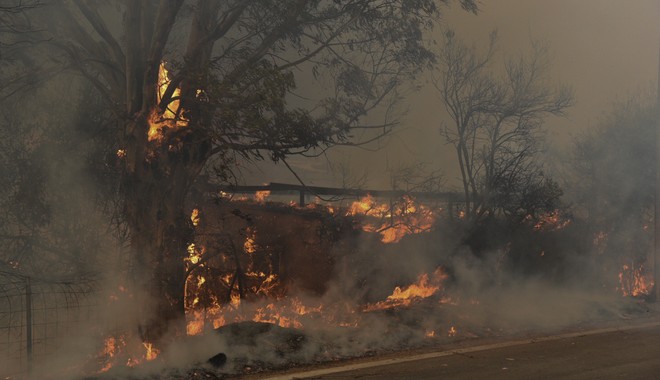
left=11, top=195, right=651, bottom=380
left=2, top=2, right=659, bottom=379
left=0, top=74, right=135, bottom=378
left=130, top=213, right=643, bottom=377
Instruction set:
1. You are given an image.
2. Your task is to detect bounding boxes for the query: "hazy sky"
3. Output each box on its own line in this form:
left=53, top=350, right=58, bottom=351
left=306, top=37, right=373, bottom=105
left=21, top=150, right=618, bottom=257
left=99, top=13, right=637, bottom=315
left=245, top=0, right=660, bottom=190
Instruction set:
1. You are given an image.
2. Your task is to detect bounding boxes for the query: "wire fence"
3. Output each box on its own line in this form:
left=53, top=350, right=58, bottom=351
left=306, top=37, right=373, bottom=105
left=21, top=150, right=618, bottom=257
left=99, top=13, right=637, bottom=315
left=0, top=271, right=97, bottom=379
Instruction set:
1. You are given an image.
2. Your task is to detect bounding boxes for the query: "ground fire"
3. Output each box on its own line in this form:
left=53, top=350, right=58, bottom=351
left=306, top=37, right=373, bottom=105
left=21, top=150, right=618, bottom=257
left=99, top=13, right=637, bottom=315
left=92, top=191, right=456, bottom=374
left=89, top=187, right=655, bottom=377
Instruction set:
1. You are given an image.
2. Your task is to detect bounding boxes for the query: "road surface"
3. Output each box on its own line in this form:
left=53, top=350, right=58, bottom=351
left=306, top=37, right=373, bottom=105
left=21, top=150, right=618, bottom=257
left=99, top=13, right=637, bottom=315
left=258, top=320, right=660, bottom=380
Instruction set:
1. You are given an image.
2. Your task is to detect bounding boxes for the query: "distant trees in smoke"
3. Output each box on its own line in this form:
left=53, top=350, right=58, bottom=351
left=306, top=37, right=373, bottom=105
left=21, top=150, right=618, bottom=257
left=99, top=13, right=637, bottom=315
left=569, top=93, right=657, bottom=270
left=571, top=93, right=656, bottom=227
left=434, top=30, right=573, bottom=225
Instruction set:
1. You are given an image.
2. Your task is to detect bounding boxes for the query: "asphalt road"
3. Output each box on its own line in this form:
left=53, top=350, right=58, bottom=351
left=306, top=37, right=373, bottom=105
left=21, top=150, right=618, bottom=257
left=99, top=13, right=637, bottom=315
left=261, top=321, right=660, bottom=380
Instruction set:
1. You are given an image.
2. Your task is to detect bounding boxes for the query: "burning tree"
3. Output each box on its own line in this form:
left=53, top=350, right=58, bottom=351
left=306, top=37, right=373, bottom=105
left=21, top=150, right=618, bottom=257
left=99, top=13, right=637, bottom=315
left=434, top=30, right=573, bottom=224
left=1, top=0, right=478, bottom=345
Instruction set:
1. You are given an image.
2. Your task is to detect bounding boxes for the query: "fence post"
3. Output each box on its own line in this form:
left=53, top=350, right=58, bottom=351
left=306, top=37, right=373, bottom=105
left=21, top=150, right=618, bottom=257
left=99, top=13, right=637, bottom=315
left=299, top=190, right=305, bottom=207
left=26, top=276, right=32, bottom=374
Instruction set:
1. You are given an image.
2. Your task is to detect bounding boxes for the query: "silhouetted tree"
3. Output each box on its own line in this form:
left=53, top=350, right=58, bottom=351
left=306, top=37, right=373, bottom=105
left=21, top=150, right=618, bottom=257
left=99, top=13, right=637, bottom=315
left=434, top=30, right=572, bottom=224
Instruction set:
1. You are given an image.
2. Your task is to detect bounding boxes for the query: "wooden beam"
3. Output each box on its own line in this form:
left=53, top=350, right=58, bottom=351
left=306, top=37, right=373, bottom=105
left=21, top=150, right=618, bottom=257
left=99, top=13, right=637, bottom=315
left=216, top=182, right=463, bottom=202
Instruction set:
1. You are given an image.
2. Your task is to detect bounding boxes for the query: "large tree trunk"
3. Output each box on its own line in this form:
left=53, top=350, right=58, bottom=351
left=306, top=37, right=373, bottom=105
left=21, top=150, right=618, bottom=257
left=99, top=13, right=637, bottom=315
left=122, top=114, right=210, bottom=344
left=120, top=0, right=201, bottom=344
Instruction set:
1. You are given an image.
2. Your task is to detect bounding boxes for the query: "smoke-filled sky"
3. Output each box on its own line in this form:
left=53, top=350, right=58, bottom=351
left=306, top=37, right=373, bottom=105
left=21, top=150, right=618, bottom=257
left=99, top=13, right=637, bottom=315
left=244, top=0, right=660, bottom=190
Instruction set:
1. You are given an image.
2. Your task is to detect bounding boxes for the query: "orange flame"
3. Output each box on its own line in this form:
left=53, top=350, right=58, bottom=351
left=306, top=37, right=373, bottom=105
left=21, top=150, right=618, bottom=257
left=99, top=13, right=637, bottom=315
left=98, top=336, right=122, bottom=373
left=190, top=208, right=200, bottom=227
left=148, top=62, right=188, bottom=142
left=176, top=193, right=451, bottom=361
left=532, top=209, right=570, bottom=231
left=618, top=263, right=653, bottom=297
left=244, top=227, right=257, bottom=254
left=364, top=267, right=448, bottom=311
left=96, top=334, right=161, bottom=372
left=255, top=190, right=271, bottom=203
left=143, top=342, right=159, bottom=361
left=346, top=195, right=436, bottom=244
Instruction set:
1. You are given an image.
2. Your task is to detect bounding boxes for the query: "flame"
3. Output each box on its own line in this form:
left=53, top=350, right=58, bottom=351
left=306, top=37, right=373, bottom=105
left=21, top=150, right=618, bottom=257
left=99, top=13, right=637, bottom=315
left=364, top=267, right=448, bottom=312
left=186, top=243, right=202, bottom=264
left=184, top=292, right=346, bottom=334
left=618, top=263, right=653, bottom=297
left=96, top=334, right=160, bottom=373
left=184, top=239, right=208, bottom=336
left=346, top=195, right=436, bottom=244
left=116, top=149, right=126, bottom=158
left=187, top=311, right=205, bottom=336
left=255, top=190, right=271, bottom=203
left=190, top=208, right=200, bottom=226
left=347, top=194, right=390, bottom=217
left=448, top=326, right=457, bottom=337
left=98, top=336, right=121, bottom=373
left=253, top=303, right=303, bottom=329
left=143, top=342, right=159, bottom=361
left=148, top=62, right=188, bottom=142
left=174, top=192, right=453, bottom=365
left=532, top=209, right=570, bottom=231
left=244, top=227, right=257, bottom=254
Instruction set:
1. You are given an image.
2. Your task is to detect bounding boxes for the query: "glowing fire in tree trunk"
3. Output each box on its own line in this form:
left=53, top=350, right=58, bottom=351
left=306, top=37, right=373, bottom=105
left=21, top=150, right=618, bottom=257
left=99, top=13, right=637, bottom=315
left=148, top=62, right=188, bottom=142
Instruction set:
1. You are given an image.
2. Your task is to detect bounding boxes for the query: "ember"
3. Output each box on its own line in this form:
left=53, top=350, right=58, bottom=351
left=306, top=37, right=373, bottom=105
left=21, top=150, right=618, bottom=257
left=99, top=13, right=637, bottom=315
left=531, top=209, right=571, bottom=231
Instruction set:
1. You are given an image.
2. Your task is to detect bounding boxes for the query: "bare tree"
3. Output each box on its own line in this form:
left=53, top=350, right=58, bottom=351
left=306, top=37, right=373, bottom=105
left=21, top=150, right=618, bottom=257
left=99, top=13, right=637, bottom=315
left=434, top=30, right=573, bottom=223
left=2, top=0, right=478, bottom=344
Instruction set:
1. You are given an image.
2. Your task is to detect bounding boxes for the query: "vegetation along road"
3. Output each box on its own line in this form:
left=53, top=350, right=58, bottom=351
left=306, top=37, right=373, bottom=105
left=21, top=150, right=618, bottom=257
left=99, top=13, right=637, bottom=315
left=260, top=320, right=660, bottom=380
